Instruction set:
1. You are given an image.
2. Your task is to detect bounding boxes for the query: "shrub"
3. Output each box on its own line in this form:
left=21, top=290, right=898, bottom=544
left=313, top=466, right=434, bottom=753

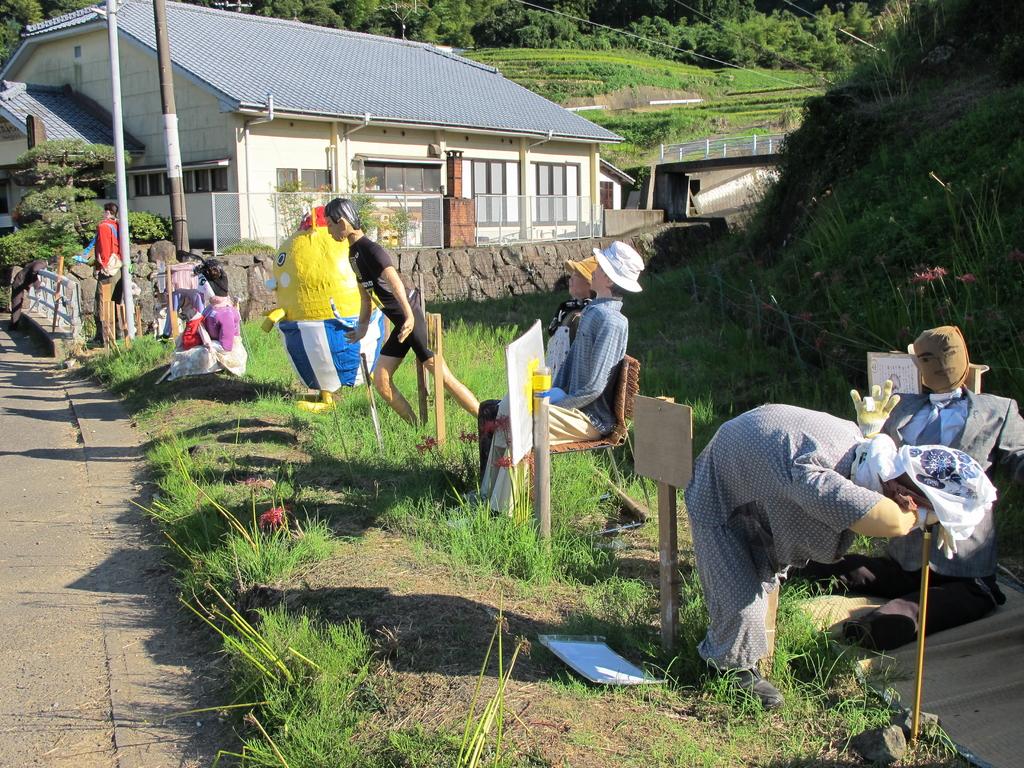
left=127, top=210, right=171, bottom=242
left=223, top=239, right=276, bottom=257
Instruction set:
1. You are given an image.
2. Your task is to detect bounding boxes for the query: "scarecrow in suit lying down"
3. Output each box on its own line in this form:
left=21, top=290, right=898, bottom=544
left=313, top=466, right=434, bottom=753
left=796, top=325, right=1024, bottom=651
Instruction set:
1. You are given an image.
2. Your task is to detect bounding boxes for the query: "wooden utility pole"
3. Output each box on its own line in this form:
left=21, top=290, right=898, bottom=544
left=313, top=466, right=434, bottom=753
left=153, top=0, right=189, bottom=251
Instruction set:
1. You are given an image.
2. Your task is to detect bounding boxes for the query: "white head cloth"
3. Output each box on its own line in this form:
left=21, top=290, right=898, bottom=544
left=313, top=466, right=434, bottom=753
left=851, top=435, right=996, bottom=542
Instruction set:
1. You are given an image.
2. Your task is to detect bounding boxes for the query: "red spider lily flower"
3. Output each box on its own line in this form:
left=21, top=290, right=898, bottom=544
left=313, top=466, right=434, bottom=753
left=494, top=416, right=511, bottom=431
left=956, top=273, right=978, bottom=284
left=416, top=436, right=439, bottom=454
left=481, top=419, right=499, bottom=436
left=798, top=311, right=813, bottom=322
left=495, top=455, right=513, bottom=469
left=459, top=429, right=478, bottom=443
left=1008, top=249, right=1024, bottom=263
left=964, top=314, right=975, bottom=323
left=911, top=266, right=948, bottom=284
left=899, top=326, right=911, bottom=338
left=761, top=302, right=774, bottom=312
left=814, top=333, right=827, bottom=351
left=259, top=506, right=285, bottom=531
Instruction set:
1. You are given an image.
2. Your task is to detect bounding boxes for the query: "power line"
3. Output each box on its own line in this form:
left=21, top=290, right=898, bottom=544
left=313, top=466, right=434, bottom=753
left=508, top=0, right=820, bottom=93
left=780, top=0, right=881, bottom=52
left=669, top=0, right=831, bottom=85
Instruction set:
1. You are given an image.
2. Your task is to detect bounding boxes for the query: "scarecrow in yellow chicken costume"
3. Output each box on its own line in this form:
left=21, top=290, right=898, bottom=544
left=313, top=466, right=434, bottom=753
left=261, top=206, right=385, bottom=412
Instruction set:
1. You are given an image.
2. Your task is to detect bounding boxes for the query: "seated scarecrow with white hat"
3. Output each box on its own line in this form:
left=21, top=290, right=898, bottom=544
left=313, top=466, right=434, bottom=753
left=478, top=241, right=645, bottom=513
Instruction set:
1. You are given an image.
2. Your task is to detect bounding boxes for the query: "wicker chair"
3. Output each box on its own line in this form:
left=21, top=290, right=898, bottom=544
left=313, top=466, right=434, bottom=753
left=550, top=355, right=641, bottom=454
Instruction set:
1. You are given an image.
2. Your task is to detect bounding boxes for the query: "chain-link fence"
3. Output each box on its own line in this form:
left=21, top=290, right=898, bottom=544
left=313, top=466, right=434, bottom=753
left=211, top=192, right=444, bottom=252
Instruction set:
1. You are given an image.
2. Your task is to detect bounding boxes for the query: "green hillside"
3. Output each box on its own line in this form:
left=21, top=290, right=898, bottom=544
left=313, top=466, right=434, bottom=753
left=464, top=47, right=823, bottom=165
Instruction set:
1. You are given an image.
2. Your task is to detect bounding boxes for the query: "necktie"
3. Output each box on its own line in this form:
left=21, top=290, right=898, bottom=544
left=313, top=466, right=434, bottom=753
left=917, top=403, right=945, bottom=444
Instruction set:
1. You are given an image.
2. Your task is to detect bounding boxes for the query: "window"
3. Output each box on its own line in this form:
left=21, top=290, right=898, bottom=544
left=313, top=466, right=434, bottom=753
left=0, top=181, right=9, bottom=215
left=276, top=168, right=298, bottom=189
left=471, top=159, right=521, bottom=226
left=534, top=162, right=580, bottom=224
left=73, top=45, right=81, bottom=59
left=277, top=167, right=331, bottom=191
left=363, top=162, right=441, bottom=194
left=183, top=167, right=230, bottom=193
left=132, top=172, right=168, bottom=197
left=301, top=169, right=331, bottom=191
left=600, top=181, right=615, bottom=210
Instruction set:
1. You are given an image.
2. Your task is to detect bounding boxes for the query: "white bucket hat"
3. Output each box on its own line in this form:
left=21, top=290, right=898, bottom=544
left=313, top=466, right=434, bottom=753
left=592, top=241, right=645, bottom=293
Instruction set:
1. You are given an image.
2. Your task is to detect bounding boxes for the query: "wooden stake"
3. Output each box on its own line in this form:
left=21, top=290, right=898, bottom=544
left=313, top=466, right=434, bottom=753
left=100, top=281, right=114, bottom=348
left=117, top=303, right=131, bottom=348
left=532, top=366, right=552, bottom=539
left=763, top=588, right=779, bottom=670
left=658, top=481, right=680, bottom=651
left=428, top=313, right=446, bottom=444
left=910, top=529, right=933, bottom=744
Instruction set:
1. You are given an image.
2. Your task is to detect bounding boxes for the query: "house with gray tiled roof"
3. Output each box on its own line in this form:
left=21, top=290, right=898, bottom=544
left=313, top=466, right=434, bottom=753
left=0, top=0, right=624, bottom=247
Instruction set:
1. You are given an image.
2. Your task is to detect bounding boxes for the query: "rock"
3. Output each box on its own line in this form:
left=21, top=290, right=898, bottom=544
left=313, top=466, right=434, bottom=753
left=851, top=725, right=906, bottom=765
left=922, top=44, right=954, bottom=66
left=892, top=709, right=941, bottom=740
left=148, top=240, right=175, bottom=263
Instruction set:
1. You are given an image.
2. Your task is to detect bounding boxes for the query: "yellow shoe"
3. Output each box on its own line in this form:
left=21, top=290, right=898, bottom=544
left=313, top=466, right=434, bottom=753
left=296, top=390, right=334, bottom=413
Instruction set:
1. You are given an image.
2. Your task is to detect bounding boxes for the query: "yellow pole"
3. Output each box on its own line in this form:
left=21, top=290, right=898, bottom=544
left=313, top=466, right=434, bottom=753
left=910, top=528, right=933, bottom=744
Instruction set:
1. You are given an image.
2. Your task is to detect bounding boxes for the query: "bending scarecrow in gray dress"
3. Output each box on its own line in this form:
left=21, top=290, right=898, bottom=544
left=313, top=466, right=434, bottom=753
left=684, top=404, right=918, bottom=708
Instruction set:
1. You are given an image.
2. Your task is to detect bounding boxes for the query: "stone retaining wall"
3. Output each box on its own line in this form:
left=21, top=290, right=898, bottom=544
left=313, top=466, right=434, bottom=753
left=70, top=223, right=714, bottom=328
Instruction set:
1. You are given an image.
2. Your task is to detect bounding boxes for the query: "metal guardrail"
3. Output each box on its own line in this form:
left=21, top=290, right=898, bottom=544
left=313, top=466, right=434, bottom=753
left=658, top=133, right=787, bottom=163
left=473, top=195, right=601, bottom=246
left=26, top=269, right=83, bottom=337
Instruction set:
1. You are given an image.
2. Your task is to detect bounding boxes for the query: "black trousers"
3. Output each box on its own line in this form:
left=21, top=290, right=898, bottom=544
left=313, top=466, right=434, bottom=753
left=793, top=555, right=1004, bottom=650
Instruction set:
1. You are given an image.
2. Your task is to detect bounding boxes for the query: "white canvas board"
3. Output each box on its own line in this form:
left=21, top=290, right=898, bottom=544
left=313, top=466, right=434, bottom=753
left=505, top=320, right=545, bottom=465
left=867, top=352, right=922, bottom=395
left=538, top=635, right=665, bottom=686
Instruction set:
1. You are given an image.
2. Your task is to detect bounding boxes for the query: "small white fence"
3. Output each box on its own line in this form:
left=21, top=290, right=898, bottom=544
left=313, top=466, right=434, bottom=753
left=659, top=133, right=787, bottom=163
left=473, top=195, right=601, bottom=246
left=211, top=192, right=445, bottom=252
left=26, top=269, right=83, bottom=337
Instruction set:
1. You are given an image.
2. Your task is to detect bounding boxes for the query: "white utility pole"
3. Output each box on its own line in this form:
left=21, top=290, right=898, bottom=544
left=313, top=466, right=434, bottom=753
left=106, top=0, right=136, bottom=338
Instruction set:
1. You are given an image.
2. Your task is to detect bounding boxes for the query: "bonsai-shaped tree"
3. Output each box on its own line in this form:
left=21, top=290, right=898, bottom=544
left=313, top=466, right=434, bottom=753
left=0, top=139, right=116, bottom=267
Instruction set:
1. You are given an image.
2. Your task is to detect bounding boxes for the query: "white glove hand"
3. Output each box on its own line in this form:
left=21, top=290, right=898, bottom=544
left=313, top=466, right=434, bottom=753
left=936, top=524, right=958, bottom=559
left=850, top=380, right=901, bottom=437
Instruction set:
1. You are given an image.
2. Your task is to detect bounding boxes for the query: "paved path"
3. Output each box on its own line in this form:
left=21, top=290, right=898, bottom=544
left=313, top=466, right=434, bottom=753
left=0, top=329, right=226, bottom=767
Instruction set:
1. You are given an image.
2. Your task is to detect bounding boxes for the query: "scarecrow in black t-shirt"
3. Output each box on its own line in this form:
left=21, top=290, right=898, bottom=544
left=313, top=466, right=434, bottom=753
left=323, top=198, right=480, bottom=425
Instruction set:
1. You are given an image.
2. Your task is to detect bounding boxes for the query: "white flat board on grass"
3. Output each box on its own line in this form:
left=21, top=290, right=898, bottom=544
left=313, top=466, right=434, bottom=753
left=505, top=320, right=545, bottom=465
left=538, top=635, right=665, bottom=686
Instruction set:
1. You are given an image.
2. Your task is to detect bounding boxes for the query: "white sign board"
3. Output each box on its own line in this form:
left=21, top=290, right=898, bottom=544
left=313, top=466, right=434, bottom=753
left=867, top=352, right=922, bottom=395
left=538, top=635, right=665, bottom=685
left=505, top=320, right=545, bottom=465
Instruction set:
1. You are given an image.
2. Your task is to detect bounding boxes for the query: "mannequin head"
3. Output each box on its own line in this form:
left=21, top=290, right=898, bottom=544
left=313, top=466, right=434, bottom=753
left=909, top=325, right=970, bottom=392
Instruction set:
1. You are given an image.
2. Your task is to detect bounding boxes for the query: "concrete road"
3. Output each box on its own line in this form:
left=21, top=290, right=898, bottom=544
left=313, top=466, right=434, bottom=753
left=0, top=329, right=226, bottom=767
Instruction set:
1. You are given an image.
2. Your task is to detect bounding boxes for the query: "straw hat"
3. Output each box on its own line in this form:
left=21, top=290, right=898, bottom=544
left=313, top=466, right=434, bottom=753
left=565, top=256, right=597, bottom=282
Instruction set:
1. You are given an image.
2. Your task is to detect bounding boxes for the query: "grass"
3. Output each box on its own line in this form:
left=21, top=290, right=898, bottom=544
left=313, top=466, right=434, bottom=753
left=82, top=272, right=968, bottom=766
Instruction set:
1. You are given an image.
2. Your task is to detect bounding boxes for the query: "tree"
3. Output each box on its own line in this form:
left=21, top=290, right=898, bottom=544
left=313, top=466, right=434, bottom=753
left=0, top=139, right=116, bottom=266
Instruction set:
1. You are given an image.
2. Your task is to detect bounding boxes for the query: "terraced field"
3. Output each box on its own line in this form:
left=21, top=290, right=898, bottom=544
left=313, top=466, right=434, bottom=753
left=464, top=48, right=825, bottom=166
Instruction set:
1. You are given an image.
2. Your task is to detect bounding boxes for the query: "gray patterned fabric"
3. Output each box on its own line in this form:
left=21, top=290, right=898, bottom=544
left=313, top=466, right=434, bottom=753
left=882, top=390, right=1024, bottom=577
left=19, top=2, right=620, bottom=143
left=685, top=405, right=881, bottom=669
